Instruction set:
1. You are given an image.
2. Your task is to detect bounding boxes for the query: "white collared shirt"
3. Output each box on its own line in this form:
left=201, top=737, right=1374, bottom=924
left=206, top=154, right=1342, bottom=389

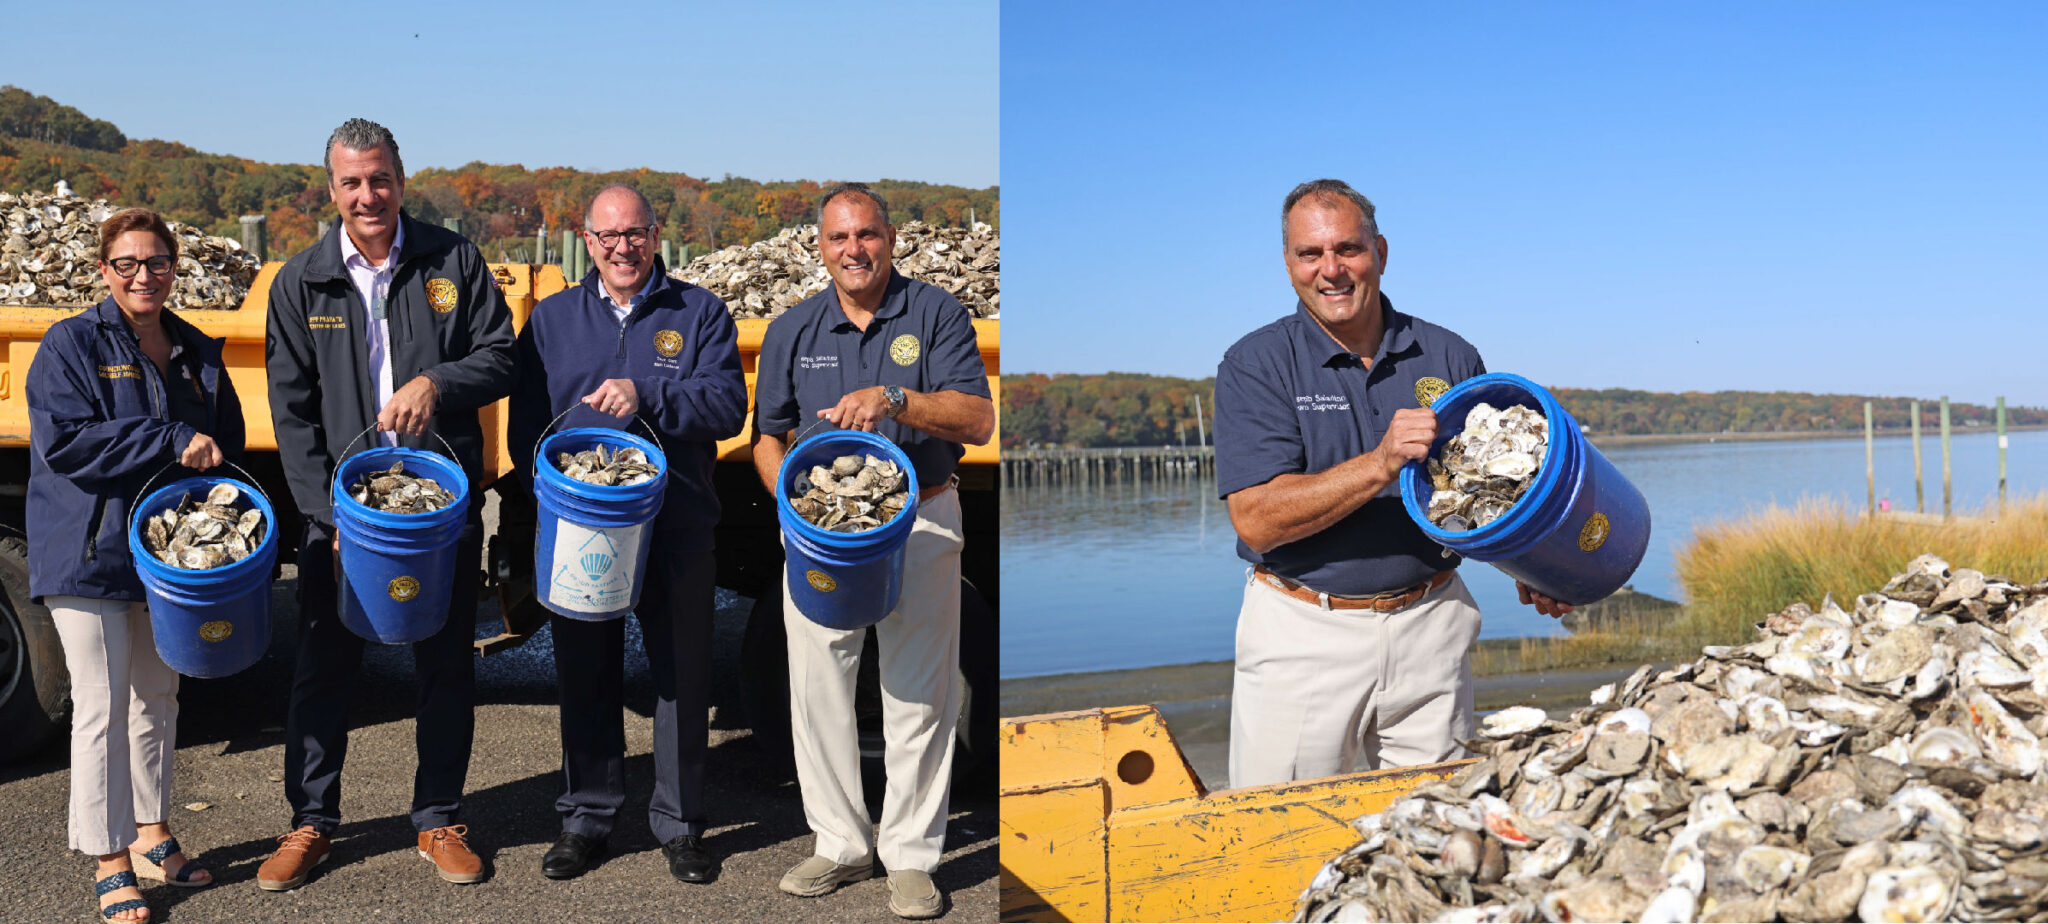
left=598, top=269, right=658, bottom=324
left=339, top=221, right=403, bottom=445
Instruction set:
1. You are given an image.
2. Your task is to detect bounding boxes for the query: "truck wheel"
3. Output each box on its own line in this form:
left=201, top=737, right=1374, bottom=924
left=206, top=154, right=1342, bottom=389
left=0, top=536, right=68, bottom=763
left=739, top=579, right=996, bottom=786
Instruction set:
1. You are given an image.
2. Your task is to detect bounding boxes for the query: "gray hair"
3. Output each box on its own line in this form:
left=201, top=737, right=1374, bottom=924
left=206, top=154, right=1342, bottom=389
left=817, top=182, right=890, bottom=225
left=1282, top=179, right=1377, bottom=246
left=586, top=184, right=657, bottom=228
left=324, top=118, right=403, bottom=180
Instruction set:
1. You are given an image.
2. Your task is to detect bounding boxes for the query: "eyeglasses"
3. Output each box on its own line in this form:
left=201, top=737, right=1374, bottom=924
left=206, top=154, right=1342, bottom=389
left=587, top=227, right=653, bottom=249
left=106, top=255, right=176, bottom=278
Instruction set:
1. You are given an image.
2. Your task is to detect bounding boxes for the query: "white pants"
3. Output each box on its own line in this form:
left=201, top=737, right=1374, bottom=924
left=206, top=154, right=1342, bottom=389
left=1227, top=571, right=1481, bottom=789
left=783, top=487, right=962, bottom=872
left=49, top=596, right=179, bottom=856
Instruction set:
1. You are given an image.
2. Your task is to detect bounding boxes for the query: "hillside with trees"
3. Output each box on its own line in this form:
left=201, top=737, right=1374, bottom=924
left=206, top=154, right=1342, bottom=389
left=0, top=86, right=997, bottom=260
left=1000, top=372, right=2046, bottom=449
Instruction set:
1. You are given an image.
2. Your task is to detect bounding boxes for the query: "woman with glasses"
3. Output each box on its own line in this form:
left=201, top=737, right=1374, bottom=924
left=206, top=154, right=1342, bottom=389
left=25, top=208, right=244, bottom=922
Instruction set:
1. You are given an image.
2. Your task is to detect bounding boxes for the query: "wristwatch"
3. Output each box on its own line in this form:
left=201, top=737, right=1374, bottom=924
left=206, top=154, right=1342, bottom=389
left=883, top=385, right=907, bottom=419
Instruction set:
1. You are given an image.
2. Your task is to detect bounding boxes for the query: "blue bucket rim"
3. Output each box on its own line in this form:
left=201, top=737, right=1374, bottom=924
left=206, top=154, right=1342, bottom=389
left=330, top=446, right=471, bottom=527
left=775, top=430, right=920, bottom=548
left=535, top=427, right=669, bottom=499
left=128, top=474, right=279, bottom=579
left=1399, top=373, right=1578, bottom=547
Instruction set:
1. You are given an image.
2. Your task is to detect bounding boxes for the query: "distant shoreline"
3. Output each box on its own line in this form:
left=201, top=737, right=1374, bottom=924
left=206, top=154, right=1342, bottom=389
left=1588, top=423, right=2048, bottom=448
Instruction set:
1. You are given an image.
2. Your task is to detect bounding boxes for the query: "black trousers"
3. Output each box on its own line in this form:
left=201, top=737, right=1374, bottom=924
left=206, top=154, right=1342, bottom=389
left=284, top=517, right=482, bottom=834
left=551, top=545, right=715, bottom=843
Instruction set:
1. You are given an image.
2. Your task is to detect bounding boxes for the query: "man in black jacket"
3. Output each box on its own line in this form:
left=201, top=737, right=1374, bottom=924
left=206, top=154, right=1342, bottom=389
left=258, top=118, right=516, bottom=891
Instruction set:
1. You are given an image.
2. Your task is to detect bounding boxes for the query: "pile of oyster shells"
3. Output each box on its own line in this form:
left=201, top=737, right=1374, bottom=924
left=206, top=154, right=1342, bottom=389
left=1297, top=554, right=2048, bottom=923
left=0, top=191, right=260, bottom=310
left=672, top=220, right=998, bottom=320
left=1426, top=403, right=1548, bottom=531
left=791, top=454, right=910, bottom=532
left=345, top=461, right=456, bottom=514
left=553, top=443, right=659, bottom=487
left=141, top=483, right=266, bottom=570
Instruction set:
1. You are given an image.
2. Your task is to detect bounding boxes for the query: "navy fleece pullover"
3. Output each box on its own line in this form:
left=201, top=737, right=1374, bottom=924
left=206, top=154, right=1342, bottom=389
left=509, top=263, right=747, bottom=547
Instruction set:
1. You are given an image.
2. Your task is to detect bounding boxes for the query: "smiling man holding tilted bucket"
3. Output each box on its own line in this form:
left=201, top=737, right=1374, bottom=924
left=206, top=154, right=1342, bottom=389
left=506, top=184, right=746, bottom=885
left=751, top=183, right=993, bottom=919
left=1214, top=180, right=1575, bottom=788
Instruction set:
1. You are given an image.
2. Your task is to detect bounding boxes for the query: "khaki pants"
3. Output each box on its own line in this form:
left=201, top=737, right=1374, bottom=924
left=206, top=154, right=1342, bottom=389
left=1227, top=571, right=1481, bottom=789
left=49, top=596, right=179, bottom=856
left=783, top=487, right=962, bottom=872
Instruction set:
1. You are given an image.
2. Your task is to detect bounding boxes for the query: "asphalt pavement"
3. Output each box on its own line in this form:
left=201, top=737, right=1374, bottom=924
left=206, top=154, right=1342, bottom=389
left=0, top=568, right=994, bottom=923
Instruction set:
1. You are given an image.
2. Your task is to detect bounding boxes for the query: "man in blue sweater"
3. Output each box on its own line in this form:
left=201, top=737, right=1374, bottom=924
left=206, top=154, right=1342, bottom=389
left=508, top=185, right=747, bottom=884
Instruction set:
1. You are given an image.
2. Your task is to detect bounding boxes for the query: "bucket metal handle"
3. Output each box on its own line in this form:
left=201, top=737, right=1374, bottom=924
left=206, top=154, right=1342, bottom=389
left=327, top=423, right=463, bottom=510
left=533, top=403, right=667, bottom=464
left=128, top=457, right=268, bottom=538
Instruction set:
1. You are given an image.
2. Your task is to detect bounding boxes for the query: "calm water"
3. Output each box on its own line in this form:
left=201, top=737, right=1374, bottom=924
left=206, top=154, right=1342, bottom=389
left=1001, top=429, right=2048, bottom=678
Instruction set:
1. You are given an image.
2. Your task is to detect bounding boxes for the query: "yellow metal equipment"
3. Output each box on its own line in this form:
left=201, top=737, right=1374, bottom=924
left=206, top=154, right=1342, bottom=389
left=1000, top=705, right=1471, bottom=923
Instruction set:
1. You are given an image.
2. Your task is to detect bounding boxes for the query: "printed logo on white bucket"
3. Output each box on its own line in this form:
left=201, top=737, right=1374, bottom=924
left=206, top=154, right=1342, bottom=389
left=549, top=521, right=646, bottom=613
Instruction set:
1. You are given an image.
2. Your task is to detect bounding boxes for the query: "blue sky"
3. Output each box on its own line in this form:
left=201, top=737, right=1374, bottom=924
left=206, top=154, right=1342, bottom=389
left=3, top=0, right=996, bottom=188
left=1003, top=2, right=2048, bottom=406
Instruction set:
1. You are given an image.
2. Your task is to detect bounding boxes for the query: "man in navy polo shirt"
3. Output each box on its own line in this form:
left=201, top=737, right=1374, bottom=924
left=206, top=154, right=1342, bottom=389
left=1215, top=179, right=1570, bottom=788
left=751, top=183, right=992, bottom=919
left=507, top=185, right=747, bottom=884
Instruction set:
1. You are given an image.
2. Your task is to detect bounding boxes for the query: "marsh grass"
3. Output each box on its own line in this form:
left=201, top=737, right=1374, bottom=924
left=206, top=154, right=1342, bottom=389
left=1468, top=494, right=2048, bottom=677
left=1672, top=494, right=2048, bottom=643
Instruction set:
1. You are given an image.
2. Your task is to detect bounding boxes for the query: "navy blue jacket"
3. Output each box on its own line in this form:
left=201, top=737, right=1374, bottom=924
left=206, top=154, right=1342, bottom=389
left=266, top=213, right=515, bottom=538
left=509, top=263, right=747, bottom=547
left=27, top=299, right=246, bottom=602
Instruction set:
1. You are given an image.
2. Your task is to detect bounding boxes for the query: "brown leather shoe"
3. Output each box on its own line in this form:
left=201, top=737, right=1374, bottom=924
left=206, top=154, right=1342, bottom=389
left=417, top=825, right=484, bottom=884
left=256, top=826, right=331, bottom=891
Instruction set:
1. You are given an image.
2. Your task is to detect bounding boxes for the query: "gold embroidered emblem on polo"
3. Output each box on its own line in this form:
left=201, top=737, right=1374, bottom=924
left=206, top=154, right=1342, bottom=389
left=1414, top=376, right=1450, bottom=407
left=426, top=278, right=459, bottom=313
left=654, top=329, right=684, bottom=358
left=890, top=334, right=920, bottom=366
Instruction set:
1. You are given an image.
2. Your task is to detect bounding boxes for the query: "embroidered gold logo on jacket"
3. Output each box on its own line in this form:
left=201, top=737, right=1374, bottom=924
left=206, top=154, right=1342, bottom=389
left=308, top=315, right=347, bottom=330
left=890, top=334, right=920, bottom=367
left=1414, top=377, right=1450, bottom=408
left=655, top=330, right=684, bottom=358
left=97, top=364, right=140, bottom=380
left=426, top=278, right=459, bottom=313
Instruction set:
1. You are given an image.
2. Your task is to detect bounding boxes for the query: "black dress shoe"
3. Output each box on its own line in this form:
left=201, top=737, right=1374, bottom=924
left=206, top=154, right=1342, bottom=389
left=662, top=834, right=717, bottom=884
left=542, top=832, right=602, bottom=880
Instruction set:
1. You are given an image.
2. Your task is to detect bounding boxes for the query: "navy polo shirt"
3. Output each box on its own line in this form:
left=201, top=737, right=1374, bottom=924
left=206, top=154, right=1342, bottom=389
left=1214, top=294, right=1485, bottom=596
left=755, top=272, right=990, bottom=489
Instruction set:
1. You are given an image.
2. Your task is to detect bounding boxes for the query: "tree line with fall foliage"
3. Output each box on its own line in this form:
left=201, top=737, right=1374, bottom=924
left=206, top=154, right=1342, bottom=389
left=0, top=85, right=997, bottom=261
left=1000, top=373, right=2047, bottom=449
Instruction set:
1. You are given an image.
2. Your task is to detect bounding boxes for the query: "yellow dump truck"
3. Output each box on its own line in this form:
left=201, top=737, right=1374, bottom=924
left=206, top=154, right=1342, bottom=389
left=999, top=705, right=1469, bottom=923
left=0, top=262, right=1001, bottom=776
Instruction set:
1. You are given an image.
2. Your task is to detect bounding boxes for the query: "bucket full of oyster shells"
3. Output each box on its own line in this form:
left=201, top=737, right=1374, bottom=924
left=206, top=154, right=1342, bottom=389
left=532, top=426, right=668, bottom=621
left=329, top=442, right=471, bottom=643
left=1397, top=373, right=1649, bottom=605
left=775, top=429, right=920, bottom=630
left=128, top=472, right=279, bottom=678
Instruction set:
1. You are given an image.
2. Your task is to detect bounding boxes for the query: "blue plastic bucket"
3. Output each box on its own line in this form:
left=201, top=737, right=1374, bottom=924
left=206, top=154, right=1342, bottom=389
left=128, top=475, right=278, bottom=678
left=330, top=447, right=470, bottom=644
left=776, top=430, right=920, bottom=630
left=1398, top=373, right=1651, bottom=605
left=534, top=428, right=667, bottom=620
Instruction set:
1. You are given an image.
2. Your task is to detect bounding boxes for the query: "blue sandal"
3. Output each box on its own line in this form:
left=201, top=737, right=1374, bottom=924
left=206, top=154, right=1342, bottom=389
left=130, top=837, right=211, bottom=888
left=94, top=869, right=148, bottom=921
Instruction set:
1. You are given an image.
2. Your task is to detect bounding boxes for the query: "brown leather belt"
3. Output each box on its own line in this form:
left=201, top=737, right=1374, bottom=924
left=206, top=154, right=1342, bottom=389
left=1252, top=565, right=1453, bottom=612
left=918, top=476, right=958, bottom=503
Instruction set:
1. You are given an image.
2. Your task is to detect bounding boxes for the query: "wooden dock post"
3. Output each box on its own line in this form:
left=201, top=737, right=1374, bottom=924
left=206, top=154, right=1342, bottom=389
left=1941, top=396, right=1952, bottom=518
left=1912, top=399, right=1923, bottom=513
left=238, top=215, right=267, bottom=263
